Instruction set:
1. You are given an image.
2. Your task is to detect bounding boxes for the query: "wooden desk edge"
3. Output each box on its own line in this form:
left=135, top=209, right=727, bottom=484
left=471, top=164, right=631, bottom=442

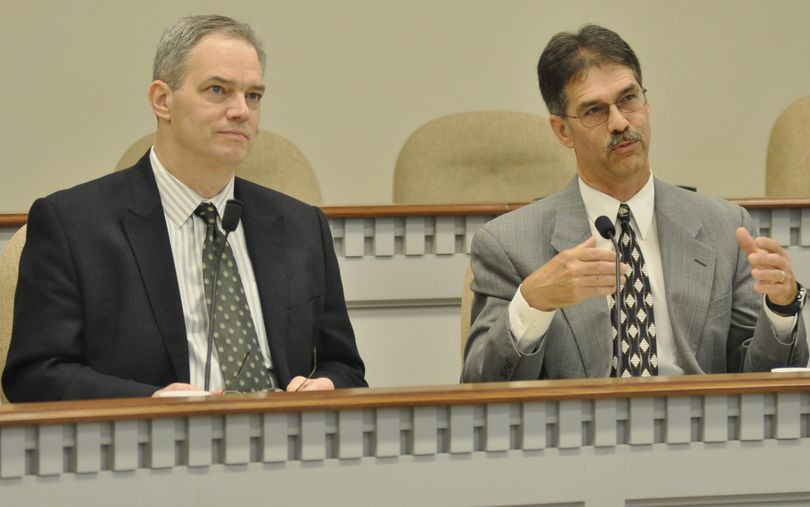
left=2, top=372, right=809, bottom=427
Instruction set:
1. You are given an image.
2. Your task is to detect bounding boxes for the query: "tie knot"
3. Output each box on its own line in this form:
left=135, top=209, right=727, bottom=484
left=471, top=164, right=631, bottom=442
left=194, top=202, right=218, bottom=226
left=617, top=203, right=631, bottom=224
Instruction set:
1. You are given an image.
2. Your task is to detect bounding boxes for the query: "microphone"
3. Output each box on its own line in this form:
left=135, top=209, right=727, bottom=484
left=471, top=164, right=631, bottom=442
left=595, top=215, right=623, bottom=377
left=594, top=216, right=615, bottom=241
left=221, top=199, right=244, bottom=233
left=203, top=199, right=245, bottom=391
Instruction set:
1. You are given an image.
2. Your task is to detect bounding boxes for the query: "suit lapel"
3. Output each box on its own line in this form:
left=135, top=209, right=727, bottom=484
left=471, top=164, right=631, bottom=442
left=655, top=181, right=715, bottom=361
left=120, top=155, right=189, bottom=381
left=550, top=180, right=614, bottom=377
left=236, top=181, right=291, bottom=384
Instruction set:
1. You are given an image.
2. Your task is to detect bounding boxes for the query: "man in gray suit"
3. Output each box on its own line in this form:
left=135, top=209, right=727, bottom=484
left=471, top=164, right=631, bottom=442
left=462, top=25, right=808, bottom=382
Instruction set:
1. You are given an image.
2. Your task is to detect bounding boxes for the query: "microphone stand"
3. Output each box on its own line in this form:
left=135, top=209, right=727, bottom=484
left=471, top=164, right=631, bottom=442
left=595, top=216, right=623, bottom=377
left=610, top=238, right=622, bottom=377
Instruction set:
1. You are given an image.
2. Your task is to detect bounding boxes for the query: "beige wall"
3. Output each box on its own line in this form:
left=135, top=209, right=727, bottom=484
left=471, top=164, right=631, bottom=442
left=2, top=0, right=809, bottom=212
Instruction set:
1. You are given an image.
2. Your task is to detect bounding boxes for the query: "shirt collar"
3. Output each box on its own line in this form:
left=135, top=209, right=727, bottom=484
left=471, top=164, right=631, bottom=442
left=579, top=173, right=655, bottom=239
left=150, top=147, right=235, bottom=228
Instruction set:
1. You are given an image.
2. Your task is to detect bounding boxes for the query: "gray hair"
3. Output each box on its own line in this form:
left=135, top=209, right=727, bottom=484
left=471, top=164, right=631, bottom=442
left=153, top=15, right=266, bottom=89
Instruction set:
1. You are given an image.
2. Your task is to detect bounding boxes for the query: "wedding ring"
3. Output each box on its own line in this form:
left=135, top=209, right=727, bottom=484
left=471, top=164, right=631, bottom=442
left=778, top=270, right=786, bottom=283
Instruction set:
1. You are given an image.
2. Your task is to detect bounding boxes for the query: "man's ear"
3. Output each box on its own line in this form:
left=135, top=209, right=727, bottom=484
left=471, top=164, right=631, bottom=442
left=549, top=115, right=574, bottom=149
left=148, top=80, right=172, bottom=122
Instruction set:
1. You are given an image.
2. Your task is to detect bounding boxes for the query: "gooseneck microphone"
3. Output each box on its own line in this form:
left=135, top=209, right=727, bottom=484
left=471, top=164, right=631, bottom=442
left=595, top=215, right=623, bottom=377
left=203, top=199, right=245, bottom=391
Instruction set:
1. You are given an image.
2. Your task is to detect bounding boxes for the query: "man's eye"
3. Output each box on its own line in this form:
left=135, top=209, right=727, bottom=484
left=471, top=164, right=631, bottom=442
left=210, top=85, right=224, bottom=94
left=247, top=92, right=263, bottom=102
left=582, top=105, right=605, bottom=117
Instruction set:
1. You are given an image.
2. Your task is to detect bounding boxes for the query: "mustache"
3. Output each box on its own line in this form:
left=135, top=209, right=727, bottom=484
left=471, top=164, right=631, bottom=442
left=606, top=130, right=642, bottom=151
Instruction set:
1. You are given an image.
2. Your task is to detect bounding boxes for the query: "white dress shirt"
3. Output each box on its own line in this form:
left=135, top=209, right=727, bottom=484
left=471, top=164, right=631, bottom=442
left=508, top=175, right=795, bottom=375
left=150, top=148, right=273, bottom=391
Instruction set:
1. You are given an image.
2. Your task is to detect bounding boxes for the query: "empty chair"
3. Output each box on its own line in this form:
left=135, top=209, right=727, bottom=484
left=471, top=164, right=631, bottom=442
left=116, top=129, right=323, bottom=205
left=766, top=96, right=810, bottom=197
left=0, top=226, right=27, bottom=403
left=393, top=110, right=576, bottom=203
left=460, top=261, right=474, bottom=365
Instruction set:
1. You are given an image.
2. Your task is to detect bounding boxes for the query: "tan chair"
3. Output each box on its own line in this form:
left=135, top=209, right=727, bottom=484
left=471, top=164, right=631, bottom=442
left=117, top=129, right=323, bottom=205
left=393, top=110, right=576, bottom=203
left=460, top=262, right=474, bottom=365
left=0, top=226, right=27, bottom=403
left=766, top=96, right=810, bottom=197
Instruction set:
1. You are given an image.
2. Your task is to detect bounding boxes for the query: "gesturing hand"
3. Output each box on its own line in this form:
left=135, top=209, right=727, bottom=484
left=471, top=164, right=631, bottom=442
left=520, top=237, right=627, bottom=311
left=735, top=227, right=798, bottom=307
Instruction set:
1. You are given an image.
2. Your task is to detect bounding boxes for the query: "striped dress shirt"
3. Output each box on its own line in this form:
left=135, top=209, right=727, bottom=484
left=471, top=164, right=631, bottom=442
left=149, top=148, right=273, bottom=391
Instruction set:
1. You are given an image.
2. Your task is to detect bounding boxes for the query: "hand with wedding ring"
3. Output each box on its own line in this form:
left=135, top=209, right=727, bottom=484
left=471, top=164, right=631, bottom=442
left=735, top=227, right=798, bottom=306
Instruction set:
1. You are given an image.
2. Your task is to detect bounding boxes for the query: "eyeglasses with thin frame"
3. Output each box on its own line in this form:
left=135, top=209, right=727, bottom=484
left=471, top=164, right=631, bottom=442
left=563, top=88, right=648, bottom=128
left=222, top=350, right=256, bottom=393
left=222, top=347, right=317, bottom=393
left=222, top=348, right=283, bottom=393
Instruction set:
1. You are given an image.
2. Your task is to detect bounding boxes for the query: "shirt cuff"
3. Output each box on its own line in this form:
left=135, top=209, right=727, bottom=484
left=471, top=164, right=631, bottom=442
left=508, top=285, right=556, bottom=354
left=763, top=295, right=798, bottom=343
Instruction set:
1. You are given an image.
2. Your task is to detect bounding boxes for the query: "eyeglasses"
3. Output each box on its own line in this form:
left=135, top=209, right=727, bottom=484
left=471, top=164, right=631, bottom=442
left=222, top=346, right=317, bottom=393
left=564, top=88, right=648, bottom=128
left=222, top=348, right=283, bottom=393
left=222, top=350, right=252, bottom=393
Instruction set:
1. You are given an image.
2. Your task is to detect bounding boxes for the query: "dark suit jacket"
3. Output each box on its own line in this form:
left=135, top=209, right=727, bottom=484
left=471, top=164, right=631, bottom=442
left=462, top=178, right=808, bottom=382
left=2, top=153, right=366, bottom=401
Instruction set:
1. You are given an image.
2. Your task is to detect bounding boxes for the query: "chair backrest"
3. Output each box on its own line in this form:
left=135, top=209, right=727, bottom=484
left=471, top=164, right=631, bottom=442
left=116, top=129, right=324, bottom=205
left=460, top=261, right=474, bottom=365
left=766, top=96, right=810, bottom=197
left=0, top=225, right=27, bottom=404
left=393, top=110, right=576, bottom=203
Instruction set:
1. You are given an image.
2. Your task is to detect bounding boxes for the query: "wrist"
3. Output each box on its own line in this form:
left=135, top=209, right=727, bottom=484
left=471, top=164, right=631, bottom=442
left=766, top=282, right=806, bottom=316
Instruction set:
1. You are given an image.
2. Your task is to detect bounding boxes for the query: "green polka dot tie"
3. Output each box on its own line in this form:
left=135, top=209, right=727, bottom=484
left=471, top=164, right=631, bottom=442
left=194, top=203, right=278, bottom=392
left=610, top=204, right=659, bottom=377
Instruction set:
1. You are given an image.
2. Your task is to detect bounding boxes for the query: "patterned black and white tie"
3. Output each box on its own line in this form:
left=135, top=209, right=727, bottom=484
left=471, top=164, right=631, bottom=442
left=610, top=203, right=659, bottom=377
left=195, top=203, right=278, bottom=392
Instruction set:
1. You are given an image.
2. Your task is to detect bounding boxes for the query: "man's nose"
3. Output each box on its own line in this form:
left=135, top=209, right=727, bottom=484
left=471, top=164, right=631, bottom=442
left=226, top=94, right=251, bottom=121
left=606, top=103, right=630, bottom=133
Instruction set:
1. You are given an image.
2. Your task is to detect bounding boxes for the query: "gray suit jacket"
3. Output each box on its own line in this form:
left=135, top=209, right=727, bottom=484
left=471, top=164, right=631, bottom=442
left=462, top=178, right=808, bottom=381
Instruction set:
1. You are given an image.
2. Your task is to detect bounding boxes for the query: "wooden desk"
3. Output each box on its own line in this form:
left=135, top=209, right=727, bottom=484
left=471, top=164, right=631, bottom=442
left=1, top=373, right=809, bottom=506
left=2, top=199, right=810, bottom=387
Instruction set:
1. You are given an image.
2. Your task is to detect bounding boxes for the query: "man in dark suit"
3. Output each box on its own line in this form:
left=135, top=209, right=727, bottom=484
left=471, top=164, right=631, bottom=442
left=463, top=25, right=807, bottom=382
left=2, top=15, right=366, bottom=401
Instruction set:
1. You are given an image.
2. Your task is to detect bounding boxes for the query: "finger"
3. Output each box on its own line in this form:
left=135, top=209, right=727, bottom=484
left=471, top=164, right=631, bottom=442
left=575, top=285, right=623, bottom=300
left=581, top=260, right=629, bottom=277
left=166, top=383, right=198, bottom=391
left=570, top=259, right=622, bottom=276
left=296, top=379, right=314, bottom=391
left=576, top=272, right=625, bottom=288
left=572, top=247, right=620, bottom=262
left=298, top=378, right=335, bottom=391
left=286, top=376, right=307, bottom=392
left=735, top=227, right=759, bottom=256
left=152, top=383, right=202, bottom=397
left=752, top=235, right=787, bottom=255
left=577, top=236, right=597, bottom=248
left=748, top=251, right=788, bottom=268
left=751, top=268, right=787, bottom=284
